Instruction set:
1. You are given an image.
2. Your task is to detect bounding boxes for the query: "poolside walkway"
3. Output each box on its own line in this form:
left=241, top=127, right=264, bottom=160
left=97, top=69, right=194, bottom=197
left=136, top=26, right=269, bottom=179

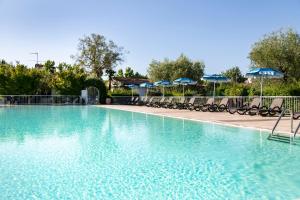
left=98, top=105, right=294, bottom=134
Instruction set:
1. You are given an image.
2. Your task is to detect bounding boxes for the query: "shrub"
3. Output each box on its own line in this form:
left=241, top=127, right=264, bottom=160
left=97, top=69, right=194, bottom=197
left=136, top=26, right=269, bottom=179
left=224, top=84, right=250, bottom=96
left=108, top=88, right=138, bottom=97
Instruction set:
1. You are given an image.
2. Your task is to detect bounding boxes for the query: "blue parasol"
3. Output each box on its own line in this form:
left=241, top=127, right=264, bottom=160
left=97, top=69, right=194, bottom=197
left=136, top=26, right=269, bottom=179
left=140, top=82, right=154, bottom=97
left=154, top=80, right=172, bottom=97
left=245, top=68, right=283, bottom=103
left=173, top=78, right=197, bottom=96
left=202, top=74, right=230, bottom=99
left=126, top=84, right=138, bottom=98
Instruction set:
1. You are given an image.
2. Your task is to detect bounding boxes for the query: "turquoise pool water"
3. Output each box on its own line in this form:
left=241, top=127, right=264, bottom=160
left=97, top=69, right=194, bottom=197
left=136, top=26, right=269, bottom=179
left=0, top=106, right=300, bottom=199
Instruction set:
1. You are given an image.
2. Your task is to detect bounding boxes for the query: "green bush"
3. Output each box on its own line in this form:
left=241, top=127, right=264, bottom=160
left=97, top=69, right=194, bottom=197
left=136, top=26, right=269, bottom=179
left=108, top=88, right=138, bottom=97
left=163, top=89, right=197, bottom=96
left=262, top=81, right=300, bottom=96
left=224, top=84, right=250, bottom=96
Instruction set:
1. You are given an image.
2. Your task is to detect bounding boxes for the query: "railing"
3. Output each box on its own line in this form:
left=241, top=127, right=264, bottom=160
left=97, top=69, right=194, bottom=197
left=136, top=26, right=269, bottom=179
left=293, top=121, right=300, bottom=138
left=111, top=95, right=300, bottom=112
left=270, top=109, right=291, bottom=136
left=0, top=95, right=82, bottom=105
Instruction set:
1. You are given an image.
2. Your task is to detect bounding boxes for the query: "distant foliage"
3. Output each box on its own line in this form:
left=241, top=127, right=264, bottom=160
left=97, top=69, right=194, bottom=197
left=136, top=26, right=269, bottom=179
left=147, top=54, right=205, bottom=82
left=53, top=63, right=87, bottom=95
left=249, top=29, right=300, bottom=81
left=108, top=88, right=137, bottom=96
left=0, top=63, right=51, bottom=95
left=0, top=60, right=107, bottom=99
left=117, top=69, right=124, bottom=77
left=116, top=67, right=147, bottom=78
left=73, top=33, right=124, bottom=78
left=222, top=66, right=246, bottom=83
left=124, top=67, right=134, bottom=78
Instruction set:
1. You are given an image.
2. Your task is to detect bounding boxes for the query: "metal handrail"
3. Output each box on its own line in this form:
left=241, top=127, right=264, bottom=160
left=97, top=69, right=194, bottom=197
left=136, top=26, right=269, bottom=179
left=271, top=108, right=290, bottom=136
left=293, top=122, right=300, bottom=138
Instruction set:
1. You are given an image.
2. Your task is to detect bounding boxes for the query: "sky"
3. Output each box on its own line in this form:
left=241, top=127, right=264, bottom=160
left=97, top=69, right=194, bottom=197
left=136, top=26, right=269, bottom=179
left=0, top=0, right=299, bottom=75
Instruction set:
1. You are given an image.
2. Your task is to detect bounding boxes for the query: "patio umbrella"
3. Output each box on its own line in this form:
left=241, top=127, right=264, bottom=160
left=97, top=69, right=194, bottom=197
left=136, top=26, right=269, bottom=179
left=173, top=77, right=197, bottom=96
left=126, top=84, right=138, bottom=98
left=202, top=74, right=230, bottom=99
left=245, top=67, right=284, bottom=104
left=139, top=82, right=154, bottom=97
left=154, top=80, right=172, bottom=97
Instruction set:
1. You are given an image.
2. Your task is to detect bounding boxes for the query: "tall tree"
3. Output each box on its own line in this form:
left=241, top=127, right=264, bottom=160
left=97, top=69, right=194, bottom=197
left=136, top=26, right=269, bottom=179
left=134, top=72, right=147, bottom=79
left=147, top=54, right=205, bottom=82
left=117, top=69, right=124, bottom=77
left=73, top=33, right=124, bottom=78
left=44, top=60, right=56, bottom=74
left=105, top=69, right=116, bottom=90
left=124, top=67, right=134, bottom=77
left=222, top=66, right=246, bottom=83
left=249, top=29, right=300, bottom=80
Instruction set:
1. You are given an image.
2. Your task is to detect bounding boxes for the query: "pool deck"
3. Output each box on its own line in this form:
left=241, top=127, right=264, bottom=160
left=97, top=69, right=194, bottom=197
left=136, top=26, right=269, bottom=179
left=98, top=105, right=294, bottom=134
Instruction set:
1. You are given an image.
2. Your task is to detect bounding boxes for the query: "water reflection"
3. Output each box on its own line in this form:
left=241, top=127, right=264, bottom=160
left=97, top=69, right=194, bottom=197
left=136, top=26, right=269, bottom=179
left=1, top=106, right=300, bottom=199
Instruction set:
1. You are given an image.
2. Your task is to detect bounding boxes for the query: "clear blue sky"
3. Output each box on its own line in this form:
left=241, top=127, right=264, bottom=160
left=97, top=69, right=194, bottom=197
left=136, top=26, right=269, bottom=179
left=0, top=0, right=299, bottom=75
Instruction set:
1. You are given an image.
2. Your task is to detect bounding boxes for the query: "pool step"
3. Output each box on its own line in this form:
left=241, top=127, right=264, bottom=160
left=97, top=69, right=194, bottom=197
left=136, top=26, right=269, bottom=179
left=267, top=134, right=297, bottom=144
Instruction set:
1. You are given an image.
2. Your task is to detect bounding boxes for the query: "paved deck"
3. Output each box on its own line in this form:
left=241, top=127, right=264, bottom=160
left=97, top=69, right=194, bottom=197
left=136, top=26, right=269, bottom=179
left=98, top=105, right=294, bottom=134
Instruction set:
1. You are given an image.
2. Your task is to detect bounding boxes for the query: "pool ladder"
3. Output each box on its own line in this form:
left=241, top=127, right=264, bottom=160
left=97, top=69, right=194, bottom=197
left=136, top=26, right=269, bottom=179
left=268, top=109, right=300, bottom=144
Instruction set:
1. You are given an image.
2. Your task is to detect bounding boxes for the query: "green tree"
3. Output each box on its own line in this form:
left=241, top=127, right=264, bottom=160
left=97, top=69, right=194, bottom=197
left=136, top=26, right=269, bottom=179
left=1, top=59, right=6, bottom=64
left=105, top=69, right=116, bottom=90
left=134, top=72, right=147, bottom=79
left=249, top=29, right=300, bottom=80
left=0, top=60, right=108, bottom=97
left=117, top=69, right=124, bottom=77
left=73, top=33, right=124, bottom=78
left=124, top=67, right=134, bottom=77
left=222, top=66, right=246, bottom=83
left=53, top=64, right=87, bottom=95
left=44, top=60, right=56, bottom=73
left=147, top=54, right=205, bottom=82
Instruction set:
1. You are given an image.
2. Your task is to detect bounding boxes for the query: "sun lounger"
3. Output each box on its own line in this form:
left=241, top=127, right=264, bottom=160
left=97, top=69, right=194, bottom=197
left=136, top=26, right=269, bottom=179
left=172, top=97, right=186, bottom=109
left=145, top=97, right=155, bottom=107
left=154, top=97, right=167, bottom=108
left=259, top=98, right=283, bottom=116
left=293, top=112, right=300, bottom=120
left=137, top=97, right=148, bottom=105
left=163, top=97, right=174, bottom=108
left=196, top=98, right=214, bottom=112
left=233, top=97, right=260, bottom=115
left=184, top=97, right=196, bottom=110
left=187, top=97, right=201, bottom=111
left=127, top=97, right=135, bottom=105
left=208, top=98, right=229, bottom=112
left=228, top=98, right=244, bottom=114
left=130, top=97, right=139, bottom=105
left=147, top=97, right=161, bottom=107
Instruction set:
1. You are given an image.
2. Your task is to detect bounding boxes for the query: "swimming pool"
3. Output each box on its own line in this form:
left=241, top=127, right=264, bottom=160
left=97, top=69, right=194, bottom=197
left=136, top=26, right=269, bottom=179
left=0, top=106, right=300, bottom=199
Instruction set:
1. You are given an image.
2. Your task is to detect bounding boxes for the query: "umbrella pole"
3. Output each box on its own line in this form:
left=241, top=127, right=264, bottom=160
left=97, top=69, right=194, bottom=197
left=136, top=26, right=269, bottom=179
left=213, top=82, right=216, bottom=100
left=260, top=76, right=263, bottom=106
left=183, top=85, right=185, bottom=97
left=132, top=88, right=133, bottom=98
left=163, top=86, right=165, bottom=97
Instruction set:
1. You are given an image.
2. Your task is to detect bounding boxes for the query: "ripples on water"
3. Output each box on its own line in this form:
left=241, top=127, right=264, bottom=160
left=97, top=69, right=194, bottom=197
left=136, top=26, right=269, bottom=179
left=0, top=106, right=300, bottom=199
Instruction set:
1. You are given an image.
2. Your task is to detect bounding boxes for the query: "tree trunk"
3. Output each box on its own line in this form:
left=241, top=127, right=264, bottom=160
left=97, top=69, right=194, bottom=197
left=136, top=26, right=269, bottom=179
left=108, top=79, right=112, bottom=90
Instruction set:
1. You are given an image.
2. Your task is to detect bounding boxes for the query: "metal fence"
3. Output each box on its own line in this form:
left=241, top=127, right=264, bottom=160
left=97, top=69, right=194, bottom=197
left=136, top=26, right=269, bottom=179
left=111, top=95, right=300, bottom=112
left=0, top=95, right=82, bottom=105
left=2, top=95, right=300, bottom=111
